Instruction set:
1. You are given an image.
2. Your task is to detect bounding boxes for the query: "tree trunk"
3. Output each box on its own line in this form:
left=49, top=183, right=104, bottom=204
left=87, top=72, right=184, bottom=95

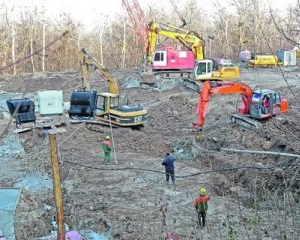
left=11, top=25, right=16, bottom=75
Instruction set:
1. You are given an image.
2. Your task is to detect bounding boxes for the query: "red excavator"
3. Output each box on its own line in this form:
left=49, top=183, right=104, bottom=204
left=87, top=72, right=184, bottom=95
left=192, top=81, right=289, bottom=141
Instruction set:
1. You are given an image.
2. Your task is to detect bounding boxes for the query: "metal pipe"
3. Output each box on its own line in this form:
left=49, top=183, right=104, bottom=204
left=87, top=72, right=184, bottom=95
left=220, top=148, right=300, bottom=158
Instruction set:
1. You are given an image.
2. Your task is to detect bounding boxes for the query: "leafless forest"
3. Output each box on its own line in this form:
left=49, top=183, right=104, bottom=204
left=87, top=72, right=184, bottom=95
left=0, top=0, right=299, bottom=75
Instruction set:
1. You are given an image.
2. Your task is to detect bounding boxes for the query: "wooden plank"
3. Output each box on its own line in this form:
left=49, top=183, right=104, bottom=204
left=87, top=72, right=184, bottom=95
left=13, top=128, right=32, bottom=133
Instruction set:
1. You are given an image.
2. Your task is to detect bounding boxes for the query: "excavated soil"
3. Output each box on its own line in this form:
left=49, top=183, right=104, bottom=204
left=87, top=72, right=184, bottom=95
left=0, top=66, right=300, bottom=239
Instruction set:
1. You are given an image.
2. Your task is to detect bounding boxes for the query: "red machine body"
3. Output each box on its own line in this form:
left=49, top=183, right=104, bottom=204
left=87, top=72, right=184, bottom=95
left=151, top=45, right=195, bottom=72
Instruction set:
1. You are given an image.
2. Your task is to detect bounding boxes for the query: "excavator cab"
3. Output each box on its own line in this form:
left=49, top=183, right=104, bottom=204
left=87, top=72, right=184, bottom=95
left=231, top=89, right=288, bottom=130
left=69, top=91, right=147, bottom=128
left=69, top=91, right=120, bottom=118
left=194, top=59, right=240, bottom=81
left=95, top=93, right=120, bottom=114
left=183, top=60, right=216, bottom=92
left=248, top=90, right=288, bottom=119
left=194, top=60, right=214, bottom=79
left=94, top=92, right=148, bottom=128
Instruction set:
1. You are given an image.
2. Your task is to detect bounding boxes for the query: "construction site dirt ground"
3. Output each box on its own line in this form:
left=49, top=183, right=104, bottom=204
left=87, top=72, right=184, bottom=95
left=0, top=66, right=300, bottom=240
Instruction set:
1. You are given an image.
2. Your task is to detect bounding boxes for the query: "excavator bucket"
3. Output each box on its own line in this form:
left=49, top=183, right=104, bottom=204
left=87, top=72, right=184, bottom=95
left=195, top=132, right=201, bottom=142
left=68, top=90, right=97, bottom=118
left=6, top=98, right=36, bottom=126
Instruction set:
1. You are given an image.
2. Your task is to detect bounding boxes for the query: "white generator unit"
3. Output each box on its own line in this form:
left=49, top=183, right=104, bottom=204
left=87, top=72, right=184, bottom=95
left=37, top=90, right=64, bottom=116
left=277, top=50, right=297, bottom=66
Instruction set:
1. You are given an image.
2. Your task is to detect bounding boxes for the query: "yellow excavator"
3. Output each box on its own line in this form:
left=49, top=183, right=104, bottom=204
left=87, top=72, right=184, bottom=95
left=147, top=21, right=240, bottom=91
left=68, top=48, right=148, bottom=128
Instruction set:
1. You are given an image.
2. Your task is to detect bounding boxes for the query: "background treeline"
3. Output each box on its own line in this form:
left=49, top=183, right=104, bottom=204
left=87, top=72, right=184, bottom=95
left=0, top=0, right=299, bottom=75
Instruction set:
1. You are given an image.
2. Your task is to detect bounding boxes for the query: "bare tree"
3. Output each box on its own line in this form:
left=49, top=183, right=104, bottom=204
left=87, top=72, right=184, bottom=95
left=4, top=3, right=17, bottom=75
left=0, top=0, right=298, bottom=74
left=269, top=1, right=300, bottom=49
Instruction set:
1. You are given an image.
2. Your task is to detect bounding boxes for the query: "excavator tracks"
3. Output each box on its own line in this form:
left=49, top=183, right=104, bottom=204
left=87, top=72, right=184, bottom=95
left=182, top=78, right=201, bottom=93
left=231, top=114, right=262, bottom=130
left=85, top=120, right=118, bottom=131
left=69, top=118, right=117, bottom=131
left=153, top=71, right=193, bottom=80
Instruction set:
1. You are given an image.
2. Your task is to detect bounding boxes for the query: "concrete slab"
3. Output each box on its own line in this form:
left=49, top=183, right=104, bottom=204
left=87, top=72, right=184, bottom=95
left=0, top=188, right=21, bottom=240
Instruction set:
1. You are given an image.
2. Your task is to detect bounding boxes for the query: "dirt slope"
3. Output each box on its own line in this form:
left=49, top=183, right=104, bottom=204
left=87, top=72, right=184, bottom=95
left=0, top=67, right=300, bottom=239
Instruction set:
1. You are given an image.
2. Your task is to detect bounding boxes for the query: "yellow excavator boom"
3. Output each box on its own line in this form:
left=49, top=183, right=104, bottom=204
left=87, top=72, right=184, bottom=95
left=147, top=21, right=205, bottom=63
left=79, top=48, right=119, bottom=95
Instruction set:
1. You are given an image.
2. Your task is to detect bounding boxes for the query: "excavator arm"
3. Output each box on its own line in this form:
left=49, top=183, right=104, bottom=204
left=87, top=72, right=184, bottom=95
left=193, top=81, right=253, bottom=135
left=147, top=21, right=205, bottom=63
left=79, top=48, right=119, bottom=95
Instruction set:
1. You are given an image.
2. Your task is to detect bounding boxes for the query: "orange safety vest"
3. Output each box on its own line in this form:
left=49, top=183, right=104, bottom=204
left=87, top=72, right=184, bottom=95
left=103, top=140, right=112, bottom=148
left=194, top=195, right=210, bottom=213
left=194, top=195, right=210, bottom=205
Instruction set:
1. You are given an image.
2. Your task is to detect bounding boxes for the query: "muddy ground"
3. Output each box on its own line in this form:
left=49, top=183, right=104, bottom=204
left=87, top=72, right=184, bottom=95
left=0, top=66, right=300, bottom=240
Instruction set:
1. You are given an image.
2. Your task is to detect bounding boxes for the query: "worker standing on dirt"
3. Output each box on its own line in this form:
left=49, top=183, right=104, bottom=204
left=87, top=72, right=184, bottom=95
left=162, top=153, right=176, bottom=184
left=194, top=187, right=210, bottom=228
left=102, top=136, right=112, bottom=164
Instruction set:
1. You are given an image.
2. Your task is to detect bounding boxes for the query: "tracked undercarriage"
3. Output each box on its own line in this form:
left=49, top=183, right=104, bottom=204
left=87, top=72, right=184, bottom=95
left=153, top=70, right=193, bottom=79
left=231, top=114, right=263, bottom=130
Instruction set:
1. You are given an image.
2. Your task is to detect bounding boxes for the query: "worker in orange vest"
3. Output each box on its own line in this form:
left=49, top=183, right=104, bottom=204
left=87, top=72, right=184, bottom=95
left=102, top=136, right=112, bottom=164
left=194, top=187, right=210, bottom=227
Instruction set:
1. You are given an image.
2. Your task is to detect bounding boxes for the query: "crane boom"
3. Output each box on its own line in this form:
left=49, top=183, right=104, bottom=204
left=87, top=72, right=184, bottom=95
left=169, top=0, right=187, bottom=27
left=122, top=0, right=148, bottom=49
left=147, top=20, right=205, bottom=63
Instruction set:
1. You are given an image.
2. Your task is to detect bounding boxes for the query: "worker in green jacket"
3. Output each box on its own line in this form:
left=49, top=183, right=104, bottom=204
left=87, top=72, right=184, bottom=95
left=194, top=187, right=210, bottom=227
left=102, top=136, right=112, bottom=164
